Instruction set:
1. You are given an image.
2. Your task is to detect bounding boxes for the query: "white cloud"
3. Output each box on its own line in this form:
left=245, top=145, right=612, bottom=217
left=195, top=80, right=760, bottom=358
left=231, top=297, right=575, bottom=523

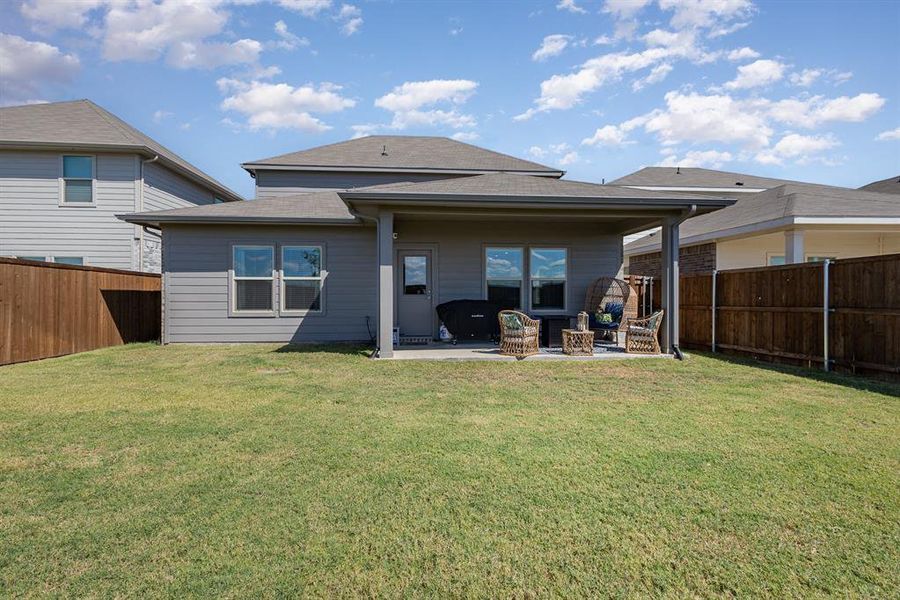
left=367, top=79, right=479, bottom=131
left=335, top=4, right=363, bottom=36
left=168, top=39, right=262, bottom=70
left=153, top=109, right=173, bottom=123
left=0, top=33, right=80, bottom=104
left=658, top=0, right=754, bottom=30
left=643, top=91, right=773, bottom=148
left=451, top=131, right=479, bottom=141
left=876, top=127, right=900, bottom=141
left=273, top=20, right=310, bottom=50
left=558, top=151, right=580, bottom=165
left=20, top=0, right=104, bottom=31
left=658, top=149, right=734, bottom=168
left=632, top=63, right=673, bottom=91
left=726, top=47, right=760, bottom=61
left=581, top=124, right=631, bottom=146
left=278, top=0, right=333, bottom=17
left=532, top=34, right=572, bottom=62
left=768, top=93, right=886, bottom=128
left=218, top=77, right=355, bottom=132
left=101, top=0, right=266, bottom=69
left=708, top=21, right=750, bottom=38
left=450, top=27, right=463, bottom=36
left=724, top=59, right=786, bottom=90
left=789, top=68, right=822, bottom=87
left=602, top=0, right=652, bottom=19
left=557, top=0, right=587, bottom=14
left=754, top=133, right=839, bottom=165
left=528, top=146, right=546, bottom=158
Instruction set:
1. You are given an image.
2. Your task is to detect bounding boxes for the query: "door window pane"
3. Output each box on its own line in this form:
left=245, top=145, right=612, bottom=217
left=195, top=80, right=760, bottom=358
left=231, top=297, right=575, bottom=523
left=486, top=248, right=523, bottom=309
left=234, top=246, right=273, bottom=277
left=403, top=255, right=427, bottom=295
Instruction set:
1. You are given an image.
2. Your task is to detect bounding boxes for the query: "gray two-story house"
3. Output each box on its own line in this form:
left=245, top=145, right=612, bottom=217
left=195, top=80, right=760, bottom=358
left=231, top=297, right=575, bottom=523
left=0, top=100, right=243, bottom=271
left=122, top=136, right=732, bottom=356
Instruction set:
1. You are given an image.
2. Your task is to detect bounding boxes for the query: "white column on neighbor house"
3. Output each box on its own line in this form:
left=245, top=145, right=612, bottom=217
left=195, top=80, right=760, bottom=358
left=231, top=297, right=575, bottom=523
left=785, top=230, right=805, bottom=264
left=377, top=210, right=395, bottom=358
left=659, top=215, right=680, bottom=354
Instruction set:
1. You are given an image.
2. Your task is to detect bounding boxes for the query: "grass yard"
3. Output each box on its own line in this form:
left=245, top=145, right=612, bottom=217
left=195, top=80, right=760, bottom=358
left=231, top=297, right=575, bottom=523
left=1, top=344, right=898, bottom=597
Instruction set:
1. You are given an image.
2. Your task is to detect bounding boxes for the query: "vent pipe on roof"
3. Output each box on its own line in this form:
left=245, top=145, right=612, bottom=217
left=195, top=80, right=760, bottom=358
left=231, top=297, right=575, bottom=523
left=381, top=145, right=388, bottom=156
left=675, top=166, right=681, bottom=175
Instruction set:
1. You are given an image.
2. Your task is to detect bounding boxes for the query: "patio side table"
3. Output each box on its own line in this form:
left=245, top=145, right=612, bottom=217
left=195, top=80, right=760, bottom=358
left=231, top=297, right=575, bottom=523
left=562, top=329, right=594, bottom=356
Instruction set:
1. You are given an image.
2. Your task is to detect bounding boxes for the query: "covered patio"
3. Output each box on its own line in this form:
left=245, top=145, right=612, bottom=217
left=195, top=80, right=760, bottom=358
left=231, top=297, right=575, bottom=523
left=340, top=173, right=734, bottom=359
left=388, top=340, right=673, bottom=361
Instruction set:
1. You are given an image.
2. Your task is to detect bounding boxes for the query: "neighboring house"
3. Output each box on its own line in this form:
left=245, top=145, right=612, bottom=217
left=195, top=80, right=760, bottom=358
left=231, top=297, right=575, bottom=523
left=121, top=136, right=733, bottom=356
left=612, top=167, right=900, bottom=277
left=0, top=100, right=242, bottom=272
left=859, top=175, right=900, bottom=194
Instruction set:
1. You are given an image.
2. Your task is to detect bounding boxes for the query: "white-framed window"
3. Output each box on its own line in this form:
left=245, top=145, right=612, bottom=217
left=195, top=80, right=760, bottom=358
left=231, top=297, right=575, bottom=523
left=15, top=256, right=47, bottom=262
left=529, top=248, right=567, bottom=311
left=807, top=255, right=836, bottom=263
left=232, top=245, right=274, bottom=313
left=60, top=155, right=95, bottom=205
left=281, top=245, right=323, bottom=314
left=768, top=254, right=786, bottom=266
left=485, top=247, right=524, bottom=310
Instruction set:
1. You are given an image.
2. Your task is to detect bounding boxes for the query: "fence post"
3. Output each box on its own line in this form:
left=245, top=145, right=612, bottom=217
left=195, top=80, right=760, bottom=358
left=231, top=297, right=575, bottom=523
left=823, top=259, right=830, bottom=372
left=711, top=270, right=717, bottom=353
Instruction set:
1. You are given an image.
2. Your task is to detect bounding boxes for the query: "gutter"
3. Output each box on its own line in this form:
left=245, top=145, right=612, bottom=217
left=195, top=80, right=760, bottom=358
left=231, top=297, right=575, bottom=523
left=345, top=205, right=381, bottom=358
left=138, top=155, right=159, bottom=270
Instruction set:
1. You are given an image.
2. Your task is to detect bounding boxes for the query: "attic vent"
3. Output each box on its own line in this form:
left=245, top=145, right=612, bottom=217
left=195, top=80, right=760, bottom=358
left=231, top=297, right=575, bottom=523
left=735, top=181, right=744, bottom=186
left=381, top=145, right=388, bottom=156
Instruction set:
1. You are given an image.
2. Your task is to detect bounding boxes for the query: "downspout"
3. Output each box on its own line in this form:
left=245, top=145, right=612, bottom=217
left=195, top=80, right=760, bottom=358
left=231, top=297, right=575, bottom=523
left=347, top=204, right=381, bottom=358
left=138, top=155, right=159, bottom=271
left=670, top=203, right=697, bottom=360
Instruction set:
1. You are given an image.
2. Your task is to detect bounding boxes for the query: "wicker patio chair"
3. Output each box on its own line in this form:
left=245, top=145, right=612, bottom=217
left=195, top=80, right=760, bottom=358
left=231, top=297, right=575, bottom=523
left=584, top=277, right=638, bottom=344
left=624, top=310, right=664, bottom=354
left=498, top=310, right=540, bottom=358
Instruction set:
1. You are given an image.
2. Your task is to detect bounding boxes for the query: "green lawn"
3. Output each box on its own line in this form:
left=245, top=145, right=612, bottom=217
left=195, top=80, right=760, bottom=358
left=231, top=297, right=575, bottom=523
left=1, top=344, right=898, bottom=597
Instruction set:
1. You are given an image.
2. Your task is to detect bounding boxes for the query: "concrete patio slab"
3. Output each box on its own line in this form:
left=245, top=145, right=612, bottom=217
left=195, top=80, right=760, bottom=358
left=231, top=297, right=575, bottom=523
left=385, top=341, right=672, bottom=361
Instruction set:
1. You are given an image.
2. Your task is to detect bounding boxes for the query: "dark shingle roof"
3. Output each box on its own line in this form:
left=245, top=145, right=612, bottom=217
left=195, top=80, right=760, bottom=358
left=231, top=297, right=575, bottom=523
left=859, top=175, right=900, bottom=194
left=243, top=135, right=563, bottom=175
left=609, top=166, right=806, bottom=189
left=625, top=182, right=900, bottom=254
left=0, top=99, right=243, bottom=202
left=119, top=191, right=355, bottom=226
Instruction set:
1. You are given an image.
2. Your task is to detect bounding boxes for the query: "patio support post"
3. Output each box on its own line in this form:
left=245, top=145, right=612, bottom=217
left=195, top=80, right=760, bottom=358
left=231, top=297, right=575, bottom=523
left=785, top=230, right=805, bottom=264
left=660, top=215, right=680, bottom=354
left=377, top=210, right=394, bottom=358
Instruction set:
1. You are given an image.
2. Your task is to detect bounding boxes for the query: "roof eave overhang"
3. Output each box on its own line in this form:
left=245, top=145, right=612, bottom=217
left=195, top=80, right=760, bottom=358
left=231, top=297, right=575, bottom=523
left=339, top=191, right=733, bottom=213
left=1, top=140, right=244, bottom=203
left=117, top=214, right=361, bottom=228
left=623, top=216, right=900, bottom=256
left=241, top=163, right=565, bottom=178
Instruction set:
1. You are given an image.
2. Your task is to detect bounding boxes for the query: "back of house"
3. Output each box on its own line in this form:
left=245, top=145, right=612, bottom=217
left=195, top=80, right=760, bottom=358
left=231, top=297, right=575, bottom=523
left=122, top=136, right=732, bottom=354
left=0, top=99, right=242, bottom=271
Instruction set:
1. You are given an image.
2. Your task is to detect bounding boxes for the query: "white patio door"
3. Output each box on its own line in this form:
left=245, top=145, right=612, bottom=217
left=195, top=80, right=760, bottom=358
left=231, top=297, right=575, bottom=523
left=395, top=249, right=434, bottom=338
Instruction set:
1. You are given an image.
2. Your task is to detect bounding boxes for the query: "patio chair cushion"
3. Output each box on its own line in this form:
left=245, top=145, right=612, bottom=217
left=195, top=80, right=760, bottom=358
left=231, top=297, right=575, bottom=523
left=603, top=302, right=624, bottom=323
left=501, top=313, right=523, bottom=331
left=590, top=312, right=619, bottom=330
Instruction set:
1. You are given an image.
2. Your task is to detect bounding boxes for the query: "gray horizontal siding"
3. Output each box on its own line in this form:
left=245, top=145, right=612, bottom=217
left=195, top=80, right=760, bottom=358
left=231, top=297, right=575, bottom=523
left=163, top=224, right=377, bottom=343
left=395, top=221, right=622, bottom=313
left=255, top=170, right=467, bottom=198
left=162, top=219, right=622, bottom=344
left=0, top=150, right=137, bottom=269
left=143, top=160, right=217, bottom=210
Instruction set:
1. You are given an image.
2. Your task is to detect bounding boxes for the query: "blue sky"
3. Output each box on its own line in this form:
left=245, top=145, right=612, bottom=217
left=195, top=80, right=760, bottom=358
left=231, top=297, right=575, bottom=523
left=1, top=0, right=898, bottom=199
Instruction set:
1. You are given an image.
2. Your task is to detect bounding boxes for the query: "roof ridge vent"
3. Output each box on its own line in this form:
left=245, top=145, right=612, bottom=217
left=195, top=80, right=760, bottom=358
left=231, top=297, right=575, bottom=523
left=735, top=181, right=744, bottom=186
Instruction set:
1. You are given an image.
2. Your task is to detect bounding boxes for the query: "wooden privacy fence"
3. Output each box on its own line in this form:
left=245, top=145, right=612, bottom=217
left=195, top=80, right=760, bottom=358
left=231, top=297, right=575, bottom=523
left=641, top=253, right=899, bottom=380
left=0, top=258, right=161, bottom=366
